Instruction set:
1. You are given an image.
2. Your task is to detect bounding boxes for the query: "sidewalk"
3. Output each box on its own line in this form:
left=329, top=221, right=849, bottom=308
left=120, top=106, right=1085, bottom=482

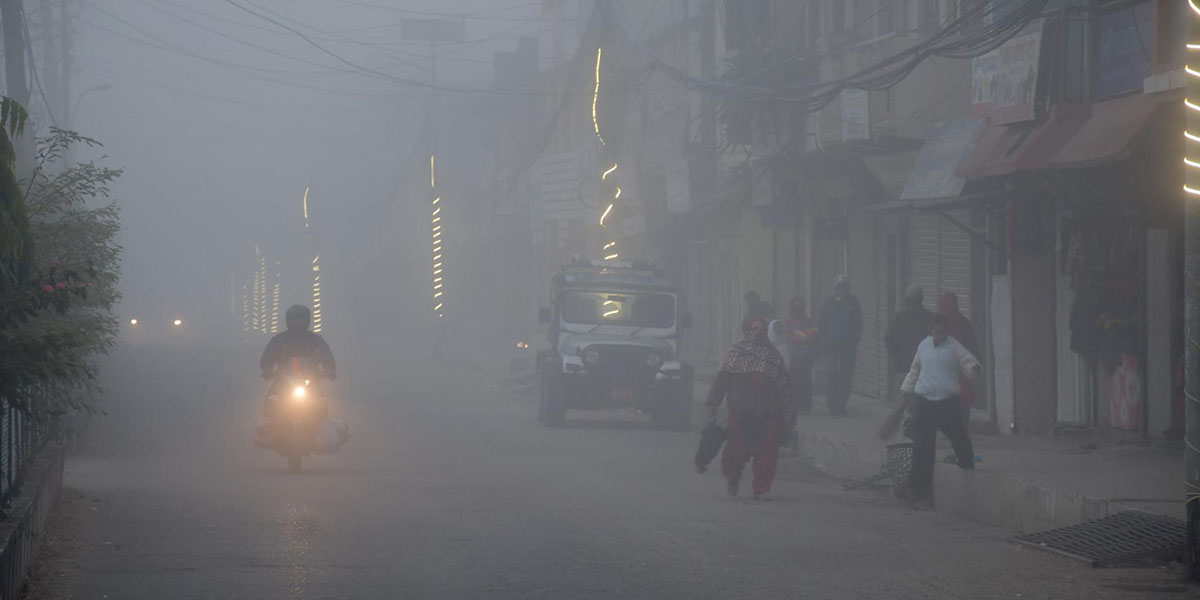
left=692, top=380, right=1185, bottom=534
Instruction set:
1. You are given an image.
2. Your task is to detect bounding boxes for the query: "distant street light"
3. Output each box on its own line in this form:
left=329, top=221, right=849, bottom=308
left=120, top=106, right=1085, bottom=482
left=129, top=318, right=138, bottom=326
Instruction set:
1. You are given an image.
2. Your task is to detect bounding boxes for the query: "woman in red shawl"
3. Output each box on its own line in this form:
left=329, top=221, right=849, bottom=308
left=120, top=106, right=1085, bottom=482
left=706, top=318, right=791, bottom=500
left=939, top=292, right=978, bottom=414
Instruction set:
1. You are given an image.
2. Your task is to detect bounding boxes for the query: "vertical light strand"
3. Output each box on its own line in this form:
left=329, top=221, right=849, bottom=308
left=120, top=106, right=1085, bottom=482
left=312, top=255, right=322, bottom=333
left=1182, top=0, right=1200, bottom=578
left=270, top=260, right=281, bottom=334
left=431, top=154, right=444, bottom=318
left=592, top=47, right=620, bottom=261
left=257, top=254, right=268, bottom=334
left=304, top=187, right=323, bottom=333
left=241, top=281, right=251, bottom=334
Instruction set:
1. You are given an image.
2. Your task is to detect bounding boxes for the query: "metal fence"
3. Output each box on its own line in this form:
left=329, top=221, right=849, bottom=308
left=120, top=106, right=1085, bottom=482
left=0, top=406, right=50, bottom=510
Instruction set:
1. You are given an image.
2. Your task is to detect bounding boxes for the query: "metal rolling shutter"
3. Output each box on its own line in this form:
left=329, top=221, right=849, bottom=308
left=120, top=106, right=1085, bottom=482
left=908, top=209, right=972, bottom=317
left=939, top=209, right=972, bottom=316
left=909, top=211, right=941, bottom=309
left=847, top=208, right=882, bottom=398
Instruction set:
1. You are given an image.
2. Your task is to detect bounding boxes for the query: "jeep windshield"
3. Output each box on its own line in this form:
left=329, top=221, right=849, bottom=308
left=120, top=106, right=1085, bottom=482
left=560, top=291, right=675, bottom=328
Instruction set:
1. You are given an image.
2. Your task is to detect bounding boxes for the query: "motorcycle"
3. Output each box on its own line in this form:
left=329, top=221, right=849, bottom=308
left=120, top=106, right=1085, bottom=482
left=262, top=357, right=329, bottom=473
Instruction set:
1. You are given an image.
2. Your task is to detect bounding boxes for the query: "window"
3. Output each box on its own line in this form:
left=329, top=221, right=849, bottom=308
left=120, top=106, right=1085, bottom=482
left=806, top=2, right=822, bottom=48
left=877, top=0, right=905, bottom=36
left=921, top=0, right=940, bottom=33
left=1063, top=10, right=1086, bottom=103
left=852, top=0, right=874, bottom=39
left=560, top=292, right=677, bottom=328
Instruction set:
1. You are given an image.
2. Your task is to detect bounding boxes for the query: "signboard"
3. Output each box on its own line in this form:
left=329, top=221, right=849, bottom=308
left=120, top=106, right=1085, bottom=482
left=900, top=118, right=983, bottom=201
left=971, top=18, right=1045, bottom=124
left=841, top=88, right=870, bottom=142
left=400, top=18, right=466, bottom=43
left=1095, top=2, right=1152, bottom=100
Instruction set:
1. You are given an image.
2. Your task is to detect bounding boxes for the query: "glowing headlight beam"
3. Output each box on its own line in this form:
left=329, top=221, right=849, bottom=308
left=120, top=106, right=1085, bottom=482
left=1186, top=98, right=1200, bottom=113
left=604, top=253, right=620, bottom=261
left=1187, top=131, right=1200, bottom=144
left=602, top=163, right=618, bottom=180
left=1186, top=185, right=1200, bottom=197
left=603, top=309, right=620, bottom=318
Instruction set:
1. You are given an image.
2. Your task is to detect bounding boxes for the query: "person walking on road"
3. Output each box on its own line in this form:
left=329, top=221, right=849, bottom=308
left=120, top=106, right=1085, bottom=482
left=885, top=285, right=934, bottom=402
left=706, top=318, right=790, bottom=500
left=785, top=296, right=817, bottom=416
left=818, top=276, right=862, bottom=416
left=901, top=314, right=982, bottom=510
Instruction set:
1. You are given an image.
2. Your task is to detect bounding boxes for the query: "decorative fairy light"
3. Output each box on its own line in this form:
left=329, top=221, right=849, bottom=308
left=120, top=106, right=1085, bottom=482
left=303, top=187, right=323, bottom=333
left=1186, top=6, right=1200, bottom=200
left=431, top=155, right=444, bottom=317
left=592, top=46, right=621, bottom=261
left=270, top=260, right=281, bottom=334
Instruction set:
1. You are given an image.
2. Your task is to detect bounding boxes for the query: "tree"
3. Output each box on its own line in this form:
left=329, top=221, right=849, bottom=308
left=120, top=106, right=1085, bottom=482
left=0, top=115, right=123, bottom=418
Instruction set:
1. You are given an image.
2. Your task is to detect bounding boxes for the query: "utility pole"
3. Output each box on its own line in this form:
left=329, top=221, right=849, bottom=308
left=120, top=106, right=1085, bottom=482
left=1186, top=4, right=1200, bottom=581
left=1, top=0, right=33, bottom=168
left=60, top=0, right=72, bottom=130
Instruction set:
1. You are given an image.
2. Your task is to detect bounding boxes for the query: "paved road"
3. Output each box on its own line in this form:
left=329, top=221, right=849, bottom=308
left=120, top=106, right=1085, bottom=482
left=23, top=344, right=1191, bottom=599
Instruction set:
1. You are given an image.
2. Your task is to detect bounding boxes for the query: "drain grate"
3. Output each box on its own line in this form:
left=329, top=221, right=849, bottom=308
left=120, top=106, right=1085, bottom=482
left=1013, top=511, right=1186, bottom=568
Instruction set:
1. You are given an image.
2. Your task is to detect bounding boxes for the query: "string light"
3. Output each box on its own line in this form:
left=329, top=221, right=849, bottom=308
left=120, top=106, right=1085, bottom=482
left=592, top=47, right=604, bottom=146
left=305, top=187, right=323, bottom=333
left=592, top=48, right=620, bottom=261
left=270, top=261, right=281, bottom=334
left=431, top=155, right=444, bottom=318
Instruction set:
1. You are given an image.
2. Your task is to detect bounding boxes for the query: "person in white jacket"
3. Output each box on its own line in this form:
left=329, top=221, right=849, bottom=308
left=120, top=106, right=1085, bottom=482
left=900, top=313, right=982, bottom=509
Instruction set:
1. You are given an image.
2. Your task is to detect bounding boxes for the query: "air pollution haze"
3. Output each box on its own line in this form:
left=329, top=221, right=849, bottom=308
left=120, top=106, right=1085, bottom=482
left=4, top=1, right=1197, bottom=598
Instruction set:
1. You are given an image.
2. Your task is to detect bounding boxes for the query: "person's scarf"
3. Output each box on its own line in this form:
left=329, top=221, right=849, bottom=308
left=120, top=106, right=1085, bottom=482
left=719, top=324, right=789, bottom=390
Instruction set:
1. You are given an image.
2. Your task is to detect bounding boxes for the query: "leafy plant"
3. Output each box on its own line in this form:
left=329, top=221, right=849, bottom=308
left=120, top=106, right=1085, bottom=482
left=0, top=120, right=123, bottom=418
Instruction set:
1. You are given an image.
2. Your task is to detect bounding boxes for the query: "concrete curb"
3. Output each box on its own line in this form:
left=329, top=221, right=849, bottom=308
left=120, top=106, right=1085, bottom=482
left=796, top=426, right=1120, bottom=534
left=691, top=386, right=1129, bottom=535
left=0, top=441, right=65, bottom=600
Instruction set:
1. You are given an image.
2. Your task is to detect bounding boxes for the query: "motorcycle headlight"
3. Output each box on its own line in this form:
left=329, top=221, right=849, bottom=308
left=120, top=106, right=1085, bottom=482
left=292, top=385, right=307, bottom=400
left=645, top=353, right=664, bottom=369
left=582, top=348, right=601, bottom=366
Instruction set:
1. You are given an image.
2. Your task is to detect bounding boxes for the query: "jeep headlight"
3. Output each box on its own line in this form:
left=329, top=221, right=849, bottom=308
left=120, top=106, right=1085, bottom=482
left=583, top=348, right=601, bottom=366
left=645, top=353, right=664, bottom=369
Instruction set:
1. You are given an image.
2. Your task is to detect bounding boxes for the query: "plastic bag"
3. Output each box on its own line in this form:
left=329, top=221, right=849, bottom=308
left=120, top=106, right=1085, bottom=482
left=314, top=419, right=351, bottom=454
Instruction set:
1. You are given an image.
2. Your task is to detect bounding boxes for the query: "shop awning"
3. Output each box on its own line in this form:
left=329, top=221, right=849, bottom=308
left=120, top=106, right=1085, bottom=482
left=1050, top=89, right=1180, bottom=168
left=958, top=105, right=1089, bottom=180
left=860, top=148, right=923, bottom=200
left=898, top=118, right=983, bottom=201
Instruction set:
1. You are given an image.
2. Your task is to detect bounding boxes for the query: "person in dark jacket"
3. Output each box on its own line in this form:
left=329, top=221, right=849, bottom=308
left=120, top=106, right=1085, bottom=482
left=742, top=290, right=774, bottom=331
left=818, top=275, right=862, bottom=416
left=706, top=318, right=790, bottom=500
left=260, top=305, right=337, bottom=417
left=885, top=285, right=934, bottom=401
left=785, top=296, right=817, bottom=416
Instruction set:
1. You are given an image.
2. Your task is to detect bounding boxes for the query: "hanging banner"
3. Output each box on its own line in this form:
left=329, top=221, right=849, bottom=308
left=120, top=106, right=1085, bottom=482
left=971, top=18, right=1045, bottom=124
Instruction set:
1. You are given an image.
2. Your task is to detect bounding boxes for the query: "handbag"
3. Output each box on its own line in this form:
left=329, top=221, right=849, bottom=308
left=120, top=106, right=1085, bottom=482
left=694, top=420, right=728, bottom=473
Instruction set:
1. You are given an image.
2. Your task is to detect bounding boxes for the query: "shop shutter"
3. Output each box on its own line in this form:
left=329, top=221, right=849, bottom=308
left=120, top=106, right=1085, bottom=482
left=848, top=208, right=883, bottom=398
left=939, top=209, right=972, bottom=316
left=908, top=209, right=972, bottom=317
left=909, top=211, right=941, bottom=308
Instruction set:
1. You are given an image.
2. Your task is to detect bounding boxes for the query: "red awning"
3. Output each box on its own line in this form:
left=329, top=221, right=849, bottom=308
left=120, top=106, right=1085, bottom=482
left=958, top=105, right=1089, bottom=180
left=1050, top=90, right=1181, bottom=168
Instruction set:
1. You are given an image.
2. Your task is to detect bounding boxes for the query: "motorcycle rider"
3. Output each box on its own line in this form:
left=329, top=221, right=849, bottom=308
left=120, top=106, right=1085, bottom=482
left=260, top=304, right=336, bottom=415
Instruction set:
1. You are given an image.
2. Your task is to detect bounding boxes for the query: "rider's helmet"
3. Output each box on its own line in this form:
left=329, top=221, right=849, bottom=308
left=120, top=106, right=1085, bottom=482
left=285, top=304, right=311, bottom=331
